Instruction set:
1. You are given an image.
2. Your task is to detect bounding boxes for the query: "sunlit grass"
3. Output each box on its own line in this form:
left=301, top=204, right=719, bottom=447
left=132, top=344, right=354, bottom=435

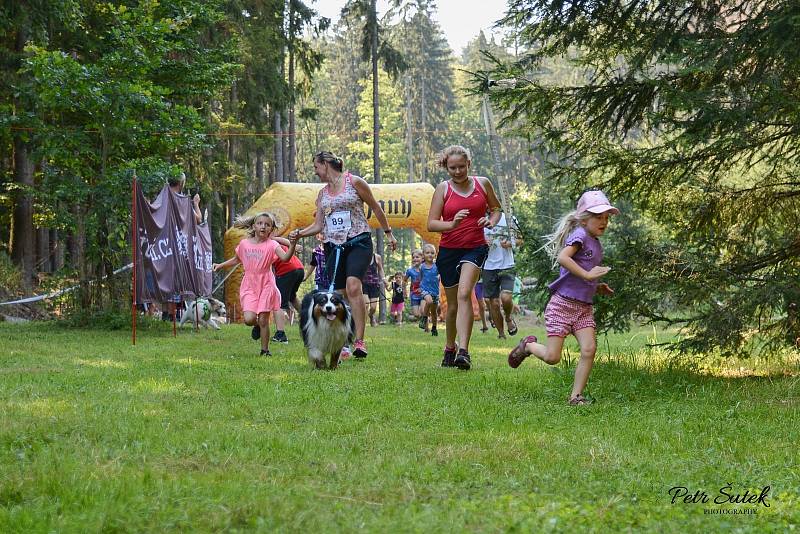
left=0, top=320, right=798, bottom=532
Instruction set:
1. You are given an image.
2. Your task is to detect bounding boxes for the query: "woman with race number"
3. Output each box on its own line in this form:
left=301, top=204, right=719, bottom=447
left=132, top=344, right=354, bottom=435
left=289, top=151, right=397, bottom=359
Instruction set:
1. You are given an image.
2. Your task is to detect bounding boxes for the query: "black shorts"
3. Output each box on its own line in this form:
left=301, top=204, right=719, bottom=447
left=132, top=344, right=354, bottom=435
left=436, top=245, right=489, bottom=288
left=276, top=268, right=304, bottom=309
left=362, top=283, right=381, bottom=299
left=482, top=268, right=516, bottom=298
left=323, top=232, right=374, bottom=291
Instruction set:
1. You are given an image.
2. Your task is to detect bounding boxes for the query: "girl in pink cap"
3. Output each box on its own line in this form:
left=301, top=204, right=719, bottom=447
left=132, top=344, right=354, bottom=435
left=507, top=189, right=619, bottom=405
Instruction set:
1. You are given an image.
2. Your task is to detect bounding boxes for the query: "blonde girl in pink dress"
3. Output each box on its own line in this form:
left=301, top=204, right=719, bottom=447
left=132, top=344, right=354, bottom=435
left=213, top=212, right=298, bottom=356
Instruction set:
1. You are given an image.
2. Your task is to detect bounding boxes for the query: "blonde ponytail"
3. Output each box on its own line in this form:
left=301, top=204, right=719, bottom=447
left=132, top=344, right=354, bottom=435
left=542, top=210, right=593, bottom=266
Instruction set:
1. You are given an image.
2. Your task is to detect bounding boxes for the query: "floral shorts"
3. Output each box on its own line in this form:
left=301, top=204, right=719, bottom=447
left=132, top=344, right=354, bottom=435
left=544, top=293, right=596, bottom=338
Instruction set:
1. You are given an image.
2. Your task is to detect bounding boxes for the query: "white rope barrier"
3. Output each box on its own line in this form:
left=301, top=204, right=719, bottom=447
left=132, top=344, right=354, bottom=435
left=0, top=262, right=235, bottom=307
left=0, top=263, right=133, bottom=307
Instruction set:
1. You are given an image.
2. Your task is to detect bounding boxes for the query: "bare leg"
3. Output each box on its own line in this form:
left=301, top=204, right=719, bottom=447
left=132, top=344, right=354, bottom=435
left=488, top=297, right=505, bottom=338
left=274, top=307, right=287, bottom=332
left=501, top=291, right=516, bottom=332
left=243, top=311, right=258, bottom=326
left=443, top=285, right=459, bottom=350
left=570, top=328, right=597, bottom=399
left=259, top=312, right=271, bottom=352
left=476, top=297, right=488, bottom=330
left=363, top=293, right=373, bottom=326
left=423, top=295, right=434, bottom=331
left=455, top=263, right=481, bottom=351
left=369, top=297, right=378, bottom=326
left=527, top=335, right=566, bottom=365
left=345, top=277, right=366, bottom=340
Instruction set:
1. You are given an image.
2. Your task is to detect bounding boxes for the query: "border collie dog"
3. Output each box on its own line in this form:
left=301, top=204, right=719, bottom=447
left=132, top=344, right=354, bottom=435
left=178, top=297, right=226, bottom=330
left=300, top=291, right=355, bottom=369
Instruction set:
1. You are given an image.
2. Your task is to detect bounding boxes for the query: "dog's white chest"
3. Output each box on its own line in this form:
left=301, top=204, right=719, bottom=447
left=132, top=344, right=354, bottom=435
left=308, top=318, right=349, bottom=351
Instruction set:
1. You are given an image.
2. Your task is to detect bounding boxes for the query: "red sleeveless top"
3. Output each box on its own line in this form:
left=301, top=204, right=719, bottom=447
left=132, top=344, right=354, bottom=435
left=440, top=177, right=489, bottom=249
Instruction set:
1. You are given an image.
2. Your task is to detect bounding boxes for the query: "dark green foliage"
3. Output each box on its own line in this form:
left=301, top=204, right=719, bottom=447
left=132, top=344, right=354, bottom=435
left=342, top=0, right=407, bottom=80
left=482, top=1, right=800, bottom=354
left=387, top=0, right=455, bottom=182
left=1, top=1, right=239, bottom=295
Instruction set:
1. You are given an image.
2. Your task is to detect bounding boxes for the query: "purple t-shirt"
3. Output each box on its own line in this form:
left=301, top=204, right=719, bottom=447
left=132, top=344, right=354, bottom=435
left=548, top=226, right=603, bottom=303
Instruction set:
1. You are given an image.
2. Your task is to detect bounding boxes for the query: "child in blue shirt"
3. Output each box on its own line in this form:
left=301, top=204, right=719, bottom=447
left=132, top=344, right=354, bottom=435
left=404, top=249, right=423, bottom=320
left=418, top=243, right=441, bottom=336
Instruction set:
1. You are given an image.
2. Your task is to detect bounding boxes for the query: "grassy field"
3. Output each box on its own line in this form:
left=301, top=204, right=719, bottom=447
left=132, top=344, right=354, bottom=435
left=0, top=317, right=798, bottom=532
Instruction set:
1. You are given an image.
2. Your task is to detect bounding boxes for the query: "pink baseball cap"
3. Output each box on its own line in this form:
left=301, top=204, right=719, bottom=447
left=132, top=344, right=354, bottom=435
left=576, top=190, right=620, bottom=215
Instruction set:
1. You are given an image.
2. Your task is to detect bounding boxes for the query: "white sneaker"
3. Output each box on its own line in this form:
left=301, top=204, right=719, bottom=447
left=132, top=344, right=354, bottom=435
left=339, top=345, right=352, bottom=362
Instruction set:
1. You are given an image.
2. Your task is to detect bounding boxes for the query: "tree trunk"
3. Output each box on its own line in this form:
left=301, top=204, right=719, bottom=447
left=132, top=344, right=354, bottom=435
left=10, top=21, right=34, bottom=289
left=228, top=83, right=238, bottom=224
left=11, top=137, right=35, bottom=289
left=71, top=203, right=90, bottom=308
left=37, top=227, right=50, bottom=274
left=256, top=146, right=265, bottom=190
left=287, top=2, right=297, bottom=182
left=226, top=193, right=235, bottom=229
left=405, top=78, right=414, bottom=183
left=227, top=143, right=236, bottom=226
left=420, top=81, right=427, bottom=183
left=51, top=228, right=64, bottom=271
left=282, top=114, right=289, bottom=182
left=273, top=107, right=284, bottom=182
left=370, top=0, right=386, bottom=322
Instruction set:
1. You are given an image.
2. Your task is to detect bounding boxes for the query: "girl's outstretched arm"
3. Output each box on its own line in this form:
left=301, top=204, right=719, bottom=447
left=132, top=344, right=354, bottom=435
left=274, top=239, right=298, bottom=262
left=213, top=256, right=240, bottom=271
left=290, top=194, right=325, bottom=240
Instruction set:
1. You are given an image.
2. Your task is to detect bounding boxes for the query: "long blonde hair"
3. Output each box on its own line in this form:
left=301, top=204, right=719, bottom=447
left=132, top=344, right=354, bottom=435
left=542, top=209, right=595, bottom=266
left=234, top=211, right=277, bottom=237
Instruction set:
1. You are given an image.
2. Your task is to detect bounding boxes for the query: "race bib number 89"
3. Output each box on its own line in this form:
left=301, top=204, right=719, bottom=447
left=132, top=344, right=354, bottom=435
left=325, top=210, right=352, bottom=233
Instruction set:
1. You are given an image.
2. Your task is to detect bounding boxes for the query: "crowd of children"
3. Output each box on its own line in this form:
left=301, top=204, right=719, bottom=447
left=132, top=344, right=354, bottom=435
left=212, top=146, right=620, bottom=405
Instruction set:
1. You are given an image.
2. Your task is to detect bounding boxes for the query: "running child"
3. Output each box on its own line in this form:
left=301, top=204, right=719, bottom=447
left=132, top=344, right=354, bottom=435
left=305, top=239, right=330, bottom=292
left=507, top=190, right=619, bottom=405
left=427, top=145, right=503, bottom=370
left=390, top=272, right=406, bottom=325
left=212, top=212, right=298, bottom=356
left=403, top=249, right=423, bottom=320
left=417, top=243, right=440, bottom=336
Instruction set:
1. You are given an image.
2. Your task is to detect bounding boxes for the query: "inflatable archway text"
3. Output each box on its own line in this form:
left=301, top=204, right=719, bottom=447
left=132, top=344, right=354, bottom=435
left=223, top=182, right=439, bottom=321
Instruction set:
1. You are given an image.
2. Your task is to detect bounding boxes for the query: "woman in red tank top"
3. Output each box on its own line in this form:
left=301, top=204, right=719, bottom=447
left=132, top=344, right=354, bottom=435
left=427, top=145, right=503, bottom=370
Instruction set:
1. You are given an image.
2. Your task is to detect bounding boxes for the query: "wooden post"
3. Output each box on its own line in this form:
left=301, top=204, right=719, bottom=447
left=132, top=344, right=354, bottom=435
left=131, top=172, right=137, bottom=345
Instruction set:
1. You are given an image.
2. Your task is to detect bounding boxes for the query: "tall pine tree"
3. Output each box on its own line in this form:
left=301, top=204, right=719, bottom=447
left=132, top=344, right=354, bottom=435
left=483, top=0, right=800, bottom=353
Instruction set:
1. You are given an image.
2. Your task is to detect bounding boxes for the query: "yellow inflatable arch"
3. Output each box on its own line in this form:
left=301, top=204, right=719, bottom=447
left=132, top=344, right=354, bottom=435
left=222, top=182, right=439, bottom=320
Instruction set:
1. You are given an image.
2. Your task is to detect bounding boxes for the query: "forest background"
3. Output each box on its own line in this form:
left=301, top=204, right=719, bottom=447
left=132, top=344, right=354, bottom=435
left=0, top=0, right=532, bottom=313
left=2, top=0, right=798, bottom=358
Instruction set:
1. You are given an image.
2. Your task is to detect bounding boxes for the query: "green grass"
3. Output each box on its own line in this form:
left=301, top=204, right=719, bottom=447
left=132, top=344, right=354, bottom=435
left=0, top=319, right=798, bottom=532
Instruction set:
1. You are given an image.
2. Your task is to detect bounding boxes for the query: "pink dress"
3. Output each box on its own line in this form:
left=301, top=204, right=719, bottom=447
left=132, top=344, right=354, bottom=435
left=235, top=238, right=282, bottom=314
